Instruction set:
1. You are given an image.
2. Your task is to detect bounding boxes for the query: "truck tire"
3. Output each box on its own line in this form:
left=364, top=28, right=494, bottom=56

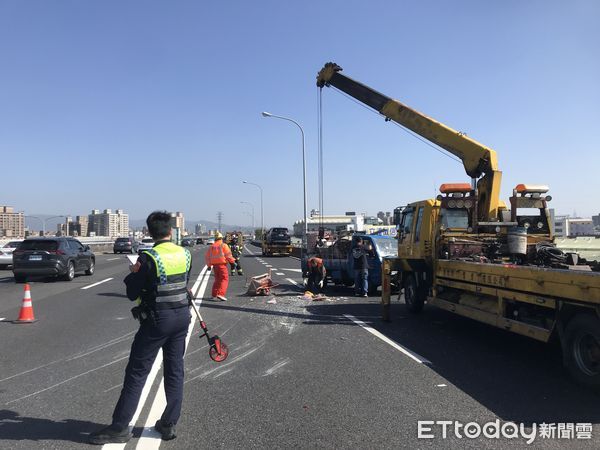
left=404, top=274, right=425, bottom=313
left=563, top=314, right=600, bottom=391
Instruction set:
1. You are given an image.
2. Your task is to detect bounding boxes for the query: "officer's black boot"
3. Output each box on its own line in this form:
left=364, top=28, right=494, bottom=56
left=88, top=424, right=132, bottom=445
left=155, top=419, right=177, bottom=440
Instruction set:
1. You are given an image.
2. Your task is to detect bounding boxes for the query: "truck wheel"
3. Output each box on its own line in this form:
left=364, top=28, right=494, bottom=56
left=404, top=274, right=425, bottom=313
left=563, top=314, right=600, bottom=391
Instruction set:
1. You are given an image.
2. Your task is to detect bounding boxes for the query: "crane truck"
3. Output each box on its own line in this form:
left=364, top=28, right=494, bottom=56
left=317, top=62, right=600, bottom=390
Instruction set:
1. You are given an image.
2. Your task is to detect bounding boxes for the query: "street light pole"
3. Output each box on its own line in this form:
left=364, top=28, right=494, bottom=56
left=262, top=112, right=308, bottom=251
left=26, top=215, right=65, bottom=235
left=242, top=181, right=264, bottom=237
left=240, top=201, right=255, bottom=229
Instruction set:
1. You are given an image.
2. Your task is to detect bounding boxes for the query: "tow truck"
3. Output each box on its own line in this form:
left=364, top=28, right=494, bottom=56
left=317, top=62, right=600, bottom=390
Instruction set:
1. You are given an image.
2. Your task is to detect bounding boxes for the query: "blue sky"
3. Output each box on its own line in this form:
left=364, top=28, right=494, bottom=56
left=1, top=0, right=599, bottom=229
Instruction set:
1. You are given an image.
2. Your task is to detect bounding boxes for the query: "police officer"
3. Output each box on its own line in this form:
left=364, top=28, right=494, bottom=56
left=89, top=211, right=192, bottom=444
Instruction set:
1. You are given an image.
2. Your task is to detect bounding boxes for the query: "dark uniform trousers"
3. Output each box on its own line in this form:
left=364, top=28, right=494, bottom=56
left=112, top=306, right=191, bottom=429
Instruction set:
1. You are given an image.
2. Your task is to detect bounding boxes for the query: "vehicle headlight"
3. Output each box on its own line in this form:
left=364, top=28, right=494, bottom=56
left=464, top=200, right=473, bottom=208
left=537, top=221, right=544, bottom=229
left=448, top=200, right=456, bottom=208
left=456, top=200, right=464, bottom=208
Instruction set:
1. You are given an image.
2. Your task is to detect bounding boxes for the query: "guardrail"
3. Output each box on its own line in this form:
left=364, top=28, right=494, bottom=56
left=0, top=237, right=116, bottom=254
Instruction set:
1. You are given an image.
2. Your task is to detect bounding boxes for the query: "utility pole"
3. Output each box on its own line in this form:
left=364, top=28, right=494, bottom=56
left=217, top=211, right=223, bottom=232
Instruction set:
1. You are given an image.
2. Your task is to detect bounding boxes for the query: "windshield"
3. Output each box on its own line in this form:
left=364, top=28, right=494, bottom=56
left=19, top=240, right=58, bottom=251
left=374, top=239, right=398, bottom=257
left=116, top=238, right=130, bottom=242
left=441, top=209, right=469, bottom=229
left=5, top=241, right=21, bottom=248
left=142, top=238, right=154, bottom=243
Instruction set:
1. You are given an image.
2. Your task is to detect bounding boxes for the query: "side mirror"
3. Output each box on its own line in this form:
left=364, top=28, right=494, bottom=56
left=84, top=245, right=91, bottom=251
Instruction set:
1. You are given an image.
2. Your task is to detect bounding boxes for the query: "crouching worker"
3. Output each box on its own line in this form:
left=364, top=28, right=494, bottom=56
left=306, top=256, right=326, bottom=294
left=89, top=211, right=192, bottom=444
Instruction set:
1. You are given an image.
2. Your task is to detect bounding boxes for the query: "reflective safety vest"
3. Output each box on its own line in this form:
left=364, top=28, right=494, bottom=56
left=143, top=242, right=191, bottom=308
left=205, top=241, right=234, bottom=266
left=308, top=257, right=326, bottom=276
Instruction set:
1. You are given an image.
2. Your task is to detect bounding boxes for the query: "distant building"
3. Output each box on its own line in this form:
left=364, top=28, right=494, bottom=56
left=88, top=209, right=129, bottom=237
left=593, top=213, right=600, bottom=228
left=293, top=211, right=365, bottom=237
left=195, top=223, right=206, bottom=235
left=377, top=211, right=393, bottom=226
left=170, top=212, right=185, bottom=231
left=553, top=212, right=595, bottom=238
left=567, top=218, right=595, bottom=237
left=0, top=206, right=25, bottom=238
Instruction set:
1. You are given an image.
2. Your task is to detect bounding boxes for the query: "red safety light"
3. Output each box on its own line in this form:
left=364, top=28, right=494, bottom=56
left=440, top=183, right=472, bottom=194
left=49, top=249, right=66, bottom=255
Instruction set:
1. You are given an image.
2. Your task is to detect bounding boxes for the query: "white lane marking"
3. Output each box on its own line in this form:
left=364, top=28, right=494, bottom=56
left=7, top=355, right=130, bottom=404
left=135, top=267, right=209, bottom=449
left=286, top=278, right=299, bottom=286
left=280, top=268, right=302, bottom=272
left=106, top=257, right=120, bottom=261
left=104, top=266, right=208, bottom=450
left=275, top=272, right=285, bottom=276
left=67, top=331, right=137, bottom=361
left=0, top=277, right=13, bottom=282
left=289, top=256, right=300, bottom=261
left=265, top=264, right=273, bottom=267
left=0, top=317, right=4, bottom=321
left=343, top=314, right=431, bottom=365
left=243, top=245, right=255, bottom=255
left=81, top=278, right=113, bottom=290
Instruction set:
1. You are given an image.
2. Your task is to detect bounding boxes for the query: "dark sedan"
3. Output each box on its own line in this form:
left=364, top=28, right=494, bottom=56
left=12, top=237, right=95, bottom=282
left=113, top=237, right=139, bottom=254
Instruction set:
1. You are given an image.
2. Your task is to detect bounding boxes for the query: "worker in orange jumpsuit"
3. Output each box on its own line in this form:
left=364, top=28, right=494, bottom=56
left=306, top=256, right=326, bottom=294
left=205, top=232, right=236, bottom=301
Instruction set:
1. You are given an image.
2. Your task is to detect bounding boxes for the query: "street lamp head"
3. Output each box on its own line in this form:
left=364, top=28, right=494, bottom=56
left=261, top=111, right=272, bottom=117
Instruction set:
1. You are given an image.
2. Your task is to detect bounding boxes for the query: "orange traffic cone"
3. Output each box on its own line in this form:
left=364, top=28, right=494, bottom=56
left=14, top=283, right=37, bottom=323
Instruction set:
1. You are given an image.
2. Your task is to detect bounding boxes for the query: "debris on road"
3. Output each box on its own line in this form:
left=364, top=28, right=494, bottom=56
left=246, top=270, right=277, bottom=296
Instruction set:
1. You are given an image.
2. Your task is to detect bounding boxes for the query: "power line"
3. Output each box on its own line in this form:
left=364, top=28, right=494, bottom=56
left=330, top=86, right=462, bottom=164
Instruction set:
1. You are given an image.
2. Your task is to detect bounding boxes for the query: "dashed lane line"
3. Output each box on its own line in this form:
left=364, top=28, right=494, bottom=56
left=106, top=257, right=120, bottom=261
left=81, top=278, right=114, bottom=290
left=286, top=278, right=299, bottom=286
left=280, top=268, right=302, bottom=272
left=344, top=314, right=431, bottom=365
left=275, top=272, right=285, bottom=276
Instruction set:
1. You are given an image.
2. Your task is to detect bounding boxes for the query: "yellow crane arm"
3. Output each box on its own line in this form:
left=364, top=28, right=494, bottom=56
left=316, top=62, right=502, bottom=221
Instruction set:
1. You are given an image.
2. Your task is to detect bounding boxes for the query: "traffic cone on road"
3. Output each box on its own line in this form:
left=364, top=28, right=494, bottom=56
left=14, top=283, right=37, bottom=323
